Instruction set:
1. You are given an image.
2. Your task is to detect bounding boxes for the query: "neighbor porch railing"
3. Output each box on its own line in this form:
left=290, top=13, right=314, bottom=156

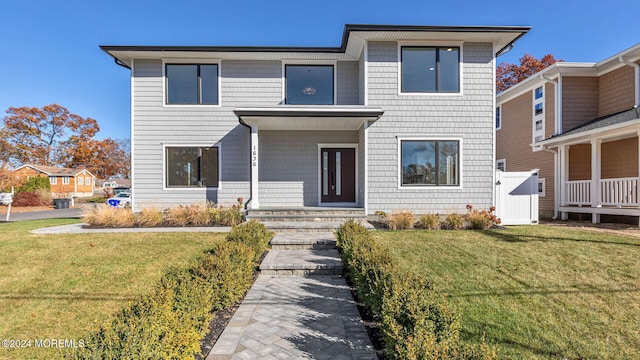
left=566, top=180, right=591, bottom=205
left=600, top=177, right=639, bottom=207
left=566, top=177, right=639, bottom=207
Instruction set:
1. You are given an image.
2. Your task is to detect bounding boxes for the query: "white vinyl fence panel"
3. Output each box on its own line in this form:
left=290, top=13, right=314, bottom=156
left=495, top=171, right=539, bottom=225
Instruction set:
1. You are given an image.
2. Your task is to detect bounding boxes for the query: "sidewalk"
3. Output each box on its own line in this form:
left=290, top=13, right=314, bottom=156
left=206, top=232, right=376, bottom=359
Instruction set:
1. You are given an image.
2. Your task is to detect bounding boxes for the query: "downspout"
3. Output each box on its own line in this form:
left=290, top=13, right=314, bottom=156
left=540, top=74, right=562, bottom=135
left=619, top=56, right=640, bottom=107
left=542, top=147, right=559, bottom=220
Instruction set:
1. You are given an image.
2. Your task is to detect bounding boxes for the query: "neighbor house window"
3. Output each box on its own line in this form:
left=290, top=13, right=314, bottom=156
left=78, top=177, right=84, bottom=185
left=166, top=64, right=219, bottom=105
left=86, top=177, right=91, bottom=186
left=538, top=178, right=546, bottom=197
left=532, top=86, right=545, bottom=151
left=496, top=106, right=502, bottom=129
left=401, top=46, right=460, bottom=93
left=49, top=177, right=57, bottom=185
left=400, top=139, right=460, bottom=187
left=62, top=177, right=70, bottom=185
left=285, top=65, right=334, bottom=105
left=166, top=146, right=219, bottom=187
left=496, top=159, right=506, bottom=172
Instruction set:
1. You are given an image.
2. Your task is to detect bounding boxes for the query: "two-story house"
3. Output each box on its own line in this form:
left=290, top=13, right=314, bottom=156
left=102, top=24, right=529, bottom=215
left=497, top=43, right=640, bottom=224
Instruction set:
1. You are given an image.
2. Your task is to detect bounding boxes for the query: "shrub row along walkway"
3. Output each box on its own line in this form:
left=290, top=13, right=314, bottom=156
left=206, top=232, right=376, bottom=360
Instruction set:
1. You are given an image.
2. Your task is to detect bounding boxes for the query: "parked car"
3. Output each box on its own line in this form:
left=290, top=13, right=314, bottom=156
left=0, top=192, right=13, bottom=206
left=107, top=192, right=131, bottom=208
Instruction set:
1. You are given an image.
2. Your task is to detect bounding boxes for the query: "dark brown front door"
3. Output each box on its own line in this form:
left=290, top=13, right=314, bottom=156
left=321, top=148, right=356, bottom=203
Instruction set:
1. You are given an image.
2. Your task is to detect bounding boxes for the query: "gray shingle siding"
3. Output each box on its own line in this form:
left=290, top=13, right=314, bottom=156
left=365, top=42, right=495, bottom=213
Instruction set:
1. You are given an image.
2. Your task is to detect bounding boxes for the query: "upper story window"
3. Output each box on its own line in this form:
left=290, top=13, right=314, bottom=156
left=400, top=46, right=460, bottom=93
left=285, top=65, right=334, bottom=105
left=496, top=106, right=502, bottom=130
left=166, top=64, right=219, bottom=105
left=166, top=146, right=219, bottom=188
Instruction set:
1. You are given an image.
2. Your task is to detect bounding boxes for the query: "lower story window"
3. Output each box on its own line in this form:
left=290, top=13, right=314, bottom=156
left=166, top=146, right=219, bottom=187
left=400, top=139, right=460, bottom=187
left=62, top=177, right=69, bottom=185
left=50, top=177, right=57, bottom=185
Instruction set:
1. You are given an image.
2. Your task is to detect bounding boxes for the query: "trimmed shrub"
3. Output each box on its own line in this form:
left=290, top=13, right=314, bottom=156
left=135, top=207, right=164, bottom=227
left=219, top=205, right=244, bottom=226
left=416, top=214, right=441, bottom=230
left=335, top=221, right=497, bottom=360
left=71, top=241, right=256, bottom=359
left=386, top=211, right=415, bottom=230
left=17, top=175, right=51, bottom=193
left=226, top=220, right=273, bottom=263
left=442, top=213, right=466, bottom=230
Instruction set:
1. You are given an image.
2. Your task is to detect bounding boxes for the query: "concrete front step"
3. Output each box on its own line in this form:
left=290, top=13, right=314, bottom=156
left=248, top=208, right=366, bottom=216
left=261, top=221, right=373, bottom=232
left=259, top=249, right=343, bottom=275
left=246, top=214, right=367, bottom=222
left=270, top=232, right=337, bottom=250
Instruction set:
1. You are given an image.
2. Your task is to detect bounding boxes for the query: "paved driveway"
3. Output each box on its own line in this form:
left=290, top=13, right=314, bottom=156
left=1, top=208, right=83, bottom=222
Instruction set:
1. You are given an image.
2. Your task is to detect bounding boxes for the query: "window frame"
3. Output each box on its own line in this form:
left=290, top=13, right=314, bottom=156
left=78, top=177, right=84, bottom=185
left=162, top=143, right=222, bottom=190
left=62, top=177, right=70, bottom=185
left=163, top=59, right=221, bottom=107
left=397, top=41, right=463, bottom=96
left=496, top=159, right=506, bottom=172
left=496, top=105, right=502, bottom=130
left=538, top=178, right=546, bottom=197
left=532, top=85, right=545, bottom=152
left=49, top=177, right=57, bottom=185
left=397, top=136, right=463, bottom=190
left=282, top=60, right=337, bottom=105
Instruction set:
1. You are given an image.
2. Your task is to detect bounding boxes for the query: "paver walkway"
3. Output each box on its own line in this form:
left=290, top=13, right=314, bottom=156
left=206, top=232, right=376, bottom=360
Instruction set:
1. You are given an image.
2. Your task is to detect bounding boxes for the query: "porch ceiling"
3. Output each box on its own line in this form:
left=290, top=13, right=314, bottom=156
left=234, top=106, right=384, bottom=130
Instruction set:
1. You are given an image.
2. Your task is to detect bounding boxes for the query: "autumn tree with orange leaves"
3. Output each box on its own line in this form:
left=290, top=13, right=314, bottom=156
left=1, top=104, right=130, bottom=178
left=496, top=53, right=562, bottom=93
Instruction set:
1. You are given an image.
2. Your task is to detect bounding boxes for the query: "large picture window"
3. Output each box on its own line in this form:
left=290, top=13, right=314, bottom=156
left=285, top=65, right=334, bottom=105
left=166, top=146, right=219, bottom=187
left=401, top=46, right=460, bottom=93
left=400, top=140, right=460, bottom=187
left=166, top=64, right=219, bottom=105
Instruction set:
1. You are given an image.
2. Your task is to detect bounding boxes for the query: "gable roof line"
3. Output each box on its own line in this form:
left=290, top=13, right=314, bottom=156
left=12, top=164, right=96, bottom=177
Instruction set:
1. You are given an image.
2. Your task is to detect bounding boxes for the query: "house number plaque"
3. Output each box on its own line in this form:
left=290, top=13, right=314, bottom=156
left=252, top=146, right=258, bottom=167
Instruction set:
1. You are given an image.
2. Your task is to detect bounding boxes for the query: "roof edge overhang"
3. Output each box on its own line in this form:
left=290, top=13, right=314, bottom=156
left=101, top=24, right=530, bottom=68
left=234, top=106, right=384, bottom=131
left=537, top=117, right=640, bottom=148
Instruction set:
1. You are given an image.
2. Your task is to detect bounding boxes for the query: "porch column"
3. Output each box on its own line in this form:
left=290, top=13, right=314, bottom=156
left=591, top=138, right=602, bottom=223
left=559, top=144, right=568, bottom=220
left=249, top=125, right=260, bottom=209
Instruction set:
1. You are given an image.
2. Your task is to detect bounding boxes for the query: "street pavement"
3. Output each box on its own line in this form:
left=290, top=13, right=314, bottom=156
left=0, top=207, right=83, bottom=222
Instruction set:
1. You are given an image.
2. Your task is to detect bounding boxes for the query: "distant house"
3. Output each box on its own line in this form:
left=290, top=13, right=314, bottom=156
left=497, top=43, right=640, bottom=224
left=12, top=164, right=96, bottom=198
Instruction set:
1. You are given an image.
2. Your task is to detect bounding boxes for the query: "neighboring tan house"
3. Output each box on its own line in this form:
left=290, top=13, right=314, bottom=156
left=101, top=24, right=529, bottom=214
left=497, top=43, right=640, bottom=223
left=12, top=164, right=96, bottom=198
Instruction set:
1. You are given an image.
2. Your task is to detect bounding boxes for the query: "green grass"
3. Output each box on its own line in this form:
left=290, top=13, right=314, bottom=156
left=376, top=225, right=640, bottom=360
left=0, top=219, right=226, bottom=360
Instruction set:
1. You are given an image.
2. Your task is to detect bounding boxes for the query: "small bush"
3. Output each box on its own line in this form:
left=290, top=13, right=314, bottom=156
left=135, top=207, right=164, bottom=227
left=466, top=205, right=501, bottom=230
left=12, top=192, right=45, bottom=207
left=17, top=176, right=51, bottom=193
left=386, top=211, right=415, bottom=230
left=416, top=214, right=440, bottom=230
left=82, top=205, right=135, bottom=228
left=219, top=205, right=244, bottom=226
left=226, top=220, right=273, bottom=262
left=442, top=213, right=466, bottom=230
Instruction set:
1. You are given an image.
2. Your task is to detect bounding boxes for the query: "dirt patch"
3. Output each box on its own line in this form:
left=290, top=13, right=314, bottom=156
left=542, top=220, right=640, bottom=239
left=0, top=205, right=55, bottom=214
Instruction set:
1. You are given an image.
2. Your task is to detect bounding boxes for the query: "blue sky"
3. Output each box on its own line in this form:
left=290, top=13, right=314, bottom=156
left=1, top=0, right=639, bottom=140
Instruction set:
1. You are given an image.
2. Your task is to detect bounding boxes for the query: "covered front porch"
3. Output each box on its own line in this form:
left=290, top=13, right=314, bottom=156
left=234, top=106, right=383, bottom=211
left=542, top=108, right=640, bottom=223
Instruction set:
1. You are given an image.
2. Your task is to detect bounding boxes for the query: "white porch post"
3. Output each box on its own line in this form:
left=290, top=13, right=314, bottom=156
left=250, top=125, right=260, bottom=209
left=591, top=138, right=602, bottom=223
left=559, top=144, right=568, bottom=220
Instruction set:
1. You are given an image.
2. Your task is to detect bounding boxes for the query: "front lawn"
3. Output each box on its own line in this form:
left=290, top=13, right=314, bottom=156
left=0, top=219, right=226, bottom=359
left=376, top=225, right=640, bottom=359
